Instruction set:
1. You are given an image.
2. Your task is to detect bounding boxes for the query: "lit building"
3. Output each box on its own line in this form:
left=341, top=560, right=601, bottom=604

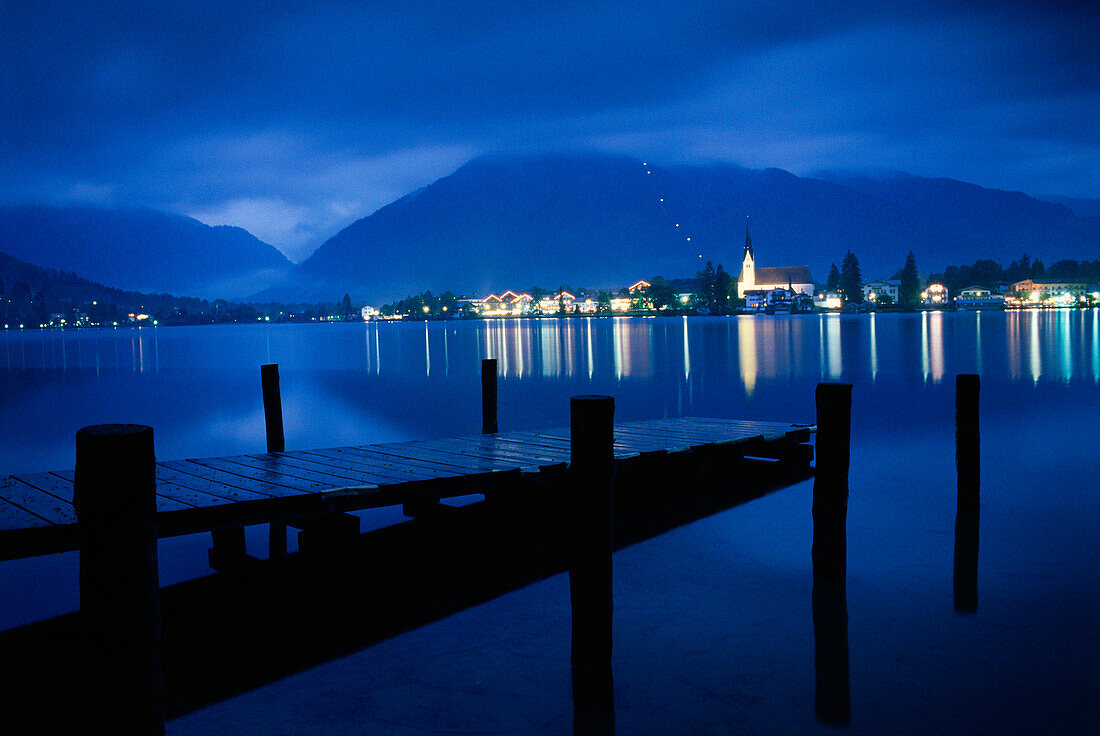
left=536, top=291, right=576, bottom=313
left=863, top=279, right=900, bottom=304
left=481, top=291, right=533, bottom=316
left=627, top=280, right=651, bottom=293
left=955, top=285, right=1005, bottom=309
left=1010, top=279, right=1090, bottom=304
left=814, top=291, right=843, bottom=310
left=736, top=223, right=814, bottom=298
left=609, top=297, right=632, bottom=312
left=921, top=283, right=948, bottom=305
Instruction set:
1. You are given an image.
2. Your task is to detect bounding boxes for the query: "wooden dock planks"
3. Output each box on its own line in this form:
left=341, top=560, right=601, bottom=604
left=0, top=417, right=813, bottom=560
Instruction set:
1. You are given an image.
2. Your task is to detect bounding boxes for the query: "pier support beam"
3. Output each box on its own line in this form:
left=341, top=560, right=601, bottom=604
left=569, top=395, right=615, bottom=734
left=954, top=374, right=980, bottom=612
left=482, top=358, right=498, bottom=434
left=262, top=363, right=289, bottom=560
left=75, top=423, right=164, bottom=736
left=811, top=383, right=851, bottom=725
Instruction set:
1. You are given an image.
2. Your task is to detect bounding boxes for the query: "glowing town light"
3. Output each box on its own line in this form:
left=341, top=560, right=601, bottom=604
left=680, top=295, right=690, bottom=304
left=422, top=305, right=430, bottom=313
left=659, top=198, right=664, bottom=202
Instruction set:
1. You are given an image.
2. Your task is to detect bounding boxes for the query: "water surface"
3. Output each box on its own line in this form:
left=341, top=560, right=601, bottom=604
left=1, top=312, right=1097, bottom=734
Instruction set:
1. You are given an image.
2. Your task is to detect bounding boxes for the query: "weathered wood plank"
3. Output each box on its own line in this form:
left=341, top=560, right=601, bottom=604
left=155, top=466, right=270, bottom=505
left=367, top=442, right=527, bottom=473
left=159, top=460, right=305, bottom=500
left=46, top=469, right=194, bottom=512
left=615, top=421, right=763, bottom=446
left=3, top=476, right=77, bottom=525
left=302, top=448, right=467, bottom=479
left=434, top=436, right=571, bottom=465
left=233, top=453, right=402, bottom=488
left=182, top=457, right=340, bottom=494
left=0, top=492, right=54, bottom=531
left=505, top=428, right=659, bottom=457
left=672, top=417, right=809, bottom=441
left=263, top=451, right=435, bottom=484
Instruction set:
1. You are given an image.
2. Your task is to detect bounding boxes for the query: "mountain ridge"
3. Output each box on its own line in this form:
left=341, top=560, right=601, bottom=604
left=0, top=204, right=292, bottom=299
left=272, top=153, right=1097, bottom=303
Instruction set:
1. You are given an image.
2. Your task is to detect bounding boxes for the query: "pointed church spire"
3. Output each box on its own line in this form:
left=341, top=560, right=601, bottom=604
left=744, top=217, right=754, bottom=261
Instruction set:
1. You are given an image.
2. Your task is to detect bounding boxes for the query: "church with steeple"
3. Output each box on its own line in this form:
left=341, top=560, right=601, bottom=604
left=736, top=221, right=815, bottom=299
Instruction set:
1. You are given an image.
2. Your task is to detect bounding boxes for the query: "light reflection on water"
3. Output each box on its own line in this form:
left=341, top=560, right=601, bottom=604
left=4, top=310, right=1100, bottom=390
left=1, top=313, right=1098, bottom=734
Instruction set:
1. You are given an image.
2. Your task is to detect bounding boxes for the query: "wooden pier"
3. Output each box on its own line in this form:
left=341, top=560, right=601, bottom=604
left=0, top=363, right=821, bottom=735
left=0, top=417, right=813, bottom=563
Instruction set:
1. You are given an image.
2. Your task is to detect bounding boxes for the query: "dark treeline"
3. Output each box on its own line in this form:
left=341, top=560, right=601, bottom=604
left=0, top=250, right=344, bottom=327
left=928, top=255, right=1100, bottom=294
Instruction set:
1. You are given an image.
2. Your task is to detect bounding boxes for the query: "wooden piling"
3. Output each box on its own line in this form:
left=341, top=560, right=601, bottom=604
left=954, top=374, right=980, bottom=612
left=261, top=363, right=286, bottom=453
left=262, top=363, right=288, bottom=558
left=482, top=358, right=498, bottom=434
left=812, top=383, right=851, bottom=584
left=811, top=383, right=851, bottom=724
left=74, top=423, right=164, bottom=736
left=569, top=395, right=615, bottom=734
left=955, top=374, right=980, bottom=511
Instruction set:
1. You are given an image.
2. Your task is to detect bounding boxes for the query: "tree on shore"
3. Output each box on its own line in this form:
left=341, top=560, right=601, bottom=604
left=647, top=276, right=676, bottom=310
left=899, top=251, right=920, bottom=305
left=715, top=264, right=733, bottom=312
left=839, top=251, right=863, bottom=303
left=826, top=263, right=840, bottom=292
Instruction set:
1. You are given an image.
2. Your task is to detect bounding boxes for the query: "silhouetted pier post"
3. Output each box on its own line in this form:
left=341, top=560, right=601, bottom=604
left=569, top=395, right=615, bottom=734
left=75, top=424, right=164, bottom=736
left=263, top=363, right=288, bottom=558
left=811, top=382, right=851, bottom=725
left=262, top=363, right=286, bottom=453
left=482, top=358, right=498, bottom=434
left=954, top=374, right=980, bottom=612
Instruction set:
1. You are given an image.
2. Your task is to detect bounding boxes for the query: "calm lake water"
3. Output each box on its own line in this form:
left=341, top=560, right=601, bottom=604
left=1, top=312, right=1097, bottom=734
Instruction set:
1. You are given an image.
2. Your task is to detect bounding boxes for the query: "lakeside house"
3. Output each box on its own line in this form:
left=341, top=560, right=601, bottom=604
left=745, top=287, right=813, bottom=313
left=535, top=291, right=576, bottom=313
left=921, top=283, right=948, bottom=306
left=955, top=285, right=1005, bottom=309
left=813, top=291, right=842, bottom=309
left=736, top=223, right=814, bottom=299
left=863, top=279, right=900, bottom=304
left=1009, top=278, right=1093, bottom=306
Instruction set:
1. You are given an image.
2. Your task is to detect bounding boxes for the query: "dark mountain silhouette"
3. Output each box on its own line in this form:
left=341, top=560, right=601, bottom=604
left=1038, top=194, right=1100, bottom=219
left=270, top=153, right=1098, bottom=303
left=0, top=204, right=291, bottom=298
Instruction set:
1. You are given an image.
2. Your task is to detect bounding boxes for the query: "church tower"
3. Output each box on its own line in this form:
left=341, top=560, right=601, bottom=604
left=738, top=219, right=755, bottom=298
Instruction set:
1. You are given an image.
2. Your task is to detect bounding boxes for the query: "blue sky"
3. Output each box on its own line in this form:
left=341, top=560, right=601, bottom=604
left=2, top=1, right=1097, bottom=261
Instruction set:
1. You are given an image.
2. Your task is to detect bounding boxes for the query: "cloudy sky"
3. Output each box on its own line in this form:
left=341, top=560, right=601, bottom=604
left=2, top=1, right=1097, bottom=261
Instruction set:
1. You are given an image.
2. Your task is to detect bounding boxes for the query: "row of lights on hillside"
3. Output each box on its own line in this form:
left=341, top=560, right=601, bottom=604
left=643, top=161, right=702, bottom=261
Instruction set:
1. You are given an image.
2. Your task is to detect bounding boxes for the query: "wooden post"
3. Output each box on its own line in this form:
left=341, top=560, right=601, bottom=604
left=812, top=383, right=851, bottom=584
left=955, top=374, right=980, bottom=510
left=261, top=363, right=285, bottom=453
left=262, top=363, right=288, bottom=558
left=954, top=374, right=980, bottom=612
left=482, top=358, right=498, bottom=434
left=569, top=395, right=615, bottom=734
left=811, top=383, right=851, bottom=725
left=74, top=423, right=164, bottom=736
